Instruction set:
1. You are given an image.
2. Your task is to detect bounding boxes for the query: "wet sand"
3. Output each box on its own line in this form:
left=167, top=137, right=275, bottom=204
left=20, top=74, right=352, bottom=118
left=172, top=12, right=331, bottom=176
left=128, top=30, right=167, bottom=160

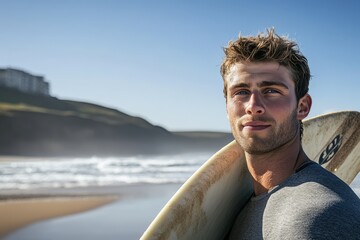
left=1, top=184, right=182, bottom=240
left=0, top=196, right=118, bottom=237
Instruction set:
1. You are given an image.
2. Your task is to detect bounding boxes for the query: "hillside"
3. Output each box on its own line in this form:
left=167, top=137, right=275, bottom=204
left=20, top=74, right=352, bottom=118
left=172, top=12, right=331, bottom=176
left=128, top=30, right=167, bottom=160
left=0, top=87, right=233, bottom=157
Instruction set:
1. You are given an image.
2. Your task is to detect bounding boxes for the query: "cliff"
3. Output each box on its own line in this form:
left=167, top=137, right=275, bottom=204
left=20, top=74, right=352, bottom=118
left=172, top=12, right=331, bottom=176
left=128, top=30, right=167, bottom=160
left=0, top=87, right=233, bottom=157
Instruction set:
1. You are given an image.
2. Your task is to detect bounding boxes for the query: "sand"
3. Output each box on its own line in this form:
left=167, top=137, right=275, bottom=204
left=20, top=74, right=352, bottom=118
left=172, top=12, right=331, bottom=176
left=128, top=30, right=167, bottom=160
left=0, top=195, right=118, bottom=237
left=0, top=184, right=181, bottom=240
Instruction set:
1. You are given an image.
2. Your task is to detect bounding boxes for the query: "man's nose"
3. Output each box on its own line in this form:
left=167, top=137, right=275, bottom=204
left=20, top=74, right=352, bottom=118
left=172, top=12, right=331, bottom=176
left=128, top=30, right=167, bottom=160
left=245, top=93, right=265, bottom=115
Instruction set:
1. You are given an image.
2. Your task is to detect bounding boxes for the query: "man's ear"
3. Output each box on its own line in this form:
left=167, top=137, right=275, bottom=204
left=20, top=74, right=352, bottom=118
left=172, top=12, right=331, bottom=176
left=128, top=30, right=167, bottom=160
left=297, top=94, right=312, bottom=120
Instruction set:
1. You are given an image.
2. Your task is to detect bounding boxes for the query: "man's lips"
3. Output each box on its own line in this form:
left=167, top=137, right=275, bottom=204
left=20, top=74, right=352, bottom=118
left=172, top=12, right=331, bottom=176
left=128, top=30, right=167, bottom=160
left=242, top=121, right=271, bottom=130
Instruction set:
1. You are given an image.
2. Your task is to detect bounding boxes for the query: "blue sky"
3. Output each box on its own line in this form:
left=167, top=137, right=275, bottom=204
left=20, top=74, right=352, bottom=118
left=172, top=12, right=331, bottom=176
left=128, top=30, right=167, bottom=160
left=1, top=0, right=359, bottom=131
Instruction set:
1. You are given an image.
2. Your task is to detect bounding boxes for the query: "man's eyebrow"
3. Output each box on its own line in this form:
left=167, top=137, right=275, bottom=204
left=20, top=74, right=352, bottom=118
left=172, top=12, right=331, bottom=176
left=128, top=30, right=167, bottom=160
left=233, top=83, right=249, bottom=88
left=258, top=81, right=289, bottom=89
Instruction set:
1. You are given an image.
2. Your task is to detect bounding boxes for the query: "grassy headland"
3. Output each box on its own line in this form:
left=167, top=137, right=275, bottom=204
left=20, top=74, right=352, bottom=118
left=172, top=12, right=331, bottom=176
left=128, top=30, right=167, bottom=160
left=0, top=87, right=233, bottom=157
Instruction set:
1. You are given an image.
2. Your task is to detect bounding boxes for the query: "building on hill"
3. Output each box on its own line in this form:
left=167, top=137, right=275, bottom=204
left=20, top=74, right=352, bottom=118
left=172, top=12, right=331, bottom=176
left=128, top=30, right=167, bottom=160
left=0, top=68, right=50, bottom=96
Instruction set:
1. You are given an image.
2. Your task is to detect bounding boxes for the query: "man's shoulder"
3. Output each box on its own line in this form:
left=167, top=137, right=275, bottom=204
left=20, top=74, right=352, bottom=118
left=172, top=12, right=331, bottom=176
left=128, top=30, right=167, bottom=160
left=265, top=163, right=360, bottom=239
left=270, top=162, right=360, bottom=210
left=290, top=162, right=357, bottom=197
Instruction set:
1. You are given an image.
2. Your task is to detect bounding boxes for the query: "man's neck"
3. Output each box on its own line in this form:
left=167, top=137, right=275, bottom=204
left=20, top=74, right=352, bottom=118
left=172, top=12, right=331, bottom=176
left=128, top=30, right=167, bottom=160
left=245, top=137, right=308, bottom=196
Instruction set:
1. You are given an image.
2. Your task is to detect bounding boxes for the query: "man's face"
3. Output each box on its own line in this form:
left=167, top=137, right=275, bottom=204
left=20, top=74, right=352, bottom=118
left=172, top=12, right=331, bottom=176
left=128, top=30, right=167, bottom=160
left=225, top=62, right=302, bottom=154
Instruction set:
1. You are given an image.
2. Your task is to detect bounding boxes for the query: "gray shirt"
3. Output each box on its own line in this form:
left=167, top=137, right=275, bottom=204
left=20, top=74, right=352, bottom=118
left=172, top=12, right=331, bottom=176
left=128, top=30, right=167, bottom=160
left=228, top=162, right=360, bottom=239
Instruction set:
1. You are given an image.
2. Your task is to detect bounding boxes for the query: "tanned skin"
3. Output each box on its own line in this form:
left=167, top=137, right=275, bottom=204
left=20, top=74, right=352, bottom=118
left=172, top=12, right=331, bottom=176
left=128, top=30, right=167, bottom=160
left=225, top=62, right=312, bottom=196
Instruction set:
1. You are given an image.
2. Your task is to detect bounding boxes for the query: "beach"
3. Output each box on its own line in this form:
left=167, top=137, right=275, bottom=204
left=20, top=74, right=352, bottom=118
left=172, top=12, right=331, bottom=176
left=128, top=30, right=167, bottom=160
left=0, top=195, right=118, bottom=237
left=0, top=153, right=210, bottom=239
left=1, top=183, right=182, bottom=240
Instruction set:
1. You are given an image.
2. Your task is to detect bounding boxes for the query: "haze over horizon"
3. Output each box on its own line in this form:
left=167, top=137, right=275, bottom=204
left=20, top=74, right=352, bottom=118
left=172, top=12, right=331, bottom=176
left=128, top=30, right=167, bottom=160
left=1, top=1, right=359, bottom=132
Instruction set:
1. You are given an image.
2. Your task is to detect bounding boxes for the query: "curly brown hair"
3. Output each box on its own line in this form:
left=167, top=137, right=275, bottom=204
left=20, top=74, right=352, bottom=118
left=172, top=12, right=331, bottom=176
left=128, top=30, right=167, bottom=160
left=220, top=28, right=311, bottom=101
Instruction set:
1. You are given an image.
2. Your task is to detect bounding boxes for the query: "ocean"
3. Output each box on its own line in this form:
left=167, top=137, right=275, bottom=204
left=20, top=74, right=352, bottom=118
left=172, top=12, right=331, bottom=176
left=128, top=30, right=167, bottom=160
left=0, top=153, right=213, bottom=191
left=0, top=154, right=359, bottom=195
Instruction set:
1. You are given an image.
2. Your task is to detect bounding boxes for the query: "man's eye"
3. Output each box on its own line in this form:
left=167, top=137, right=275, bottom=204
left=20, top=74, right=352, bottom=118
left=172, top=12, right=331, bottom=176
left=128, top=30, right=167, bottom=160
left=264, top=89, right=280, bottom=94
left=235, top=90, right=250, bottom=95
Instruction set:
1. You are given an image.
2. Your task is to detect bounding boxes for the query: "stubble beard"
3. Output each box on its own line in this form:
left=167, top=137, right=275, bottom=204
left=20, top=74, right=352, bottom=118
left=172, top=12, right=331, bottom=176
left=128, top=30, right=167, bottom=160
left=236, top=109, right=299, bottom=155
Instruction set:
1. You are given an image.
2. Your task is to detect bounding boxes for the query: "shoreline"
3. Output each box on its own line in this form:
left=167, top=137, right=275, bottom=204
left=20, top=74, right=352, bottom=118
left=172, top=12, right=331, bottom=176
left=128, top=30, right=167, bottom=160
left=0, top=195, right=118, bottom=237
left=0, top=183, right=182, bottom=239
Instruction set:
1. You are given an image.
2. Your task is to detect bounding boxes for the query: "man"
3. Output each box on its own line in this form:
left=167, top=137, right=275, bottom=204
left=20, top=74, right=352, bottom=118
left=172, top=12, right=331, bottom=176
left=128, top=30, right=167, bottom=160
left=221, top=29, right=360, bottom=239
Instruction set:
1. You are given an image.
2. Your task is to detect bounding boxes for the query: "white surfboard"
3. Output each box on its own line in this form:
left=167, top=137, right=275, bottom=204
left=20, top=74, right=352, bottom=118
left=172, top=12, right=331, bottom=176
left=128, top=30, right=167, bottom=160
left=141, top=111, right=360, bottom=240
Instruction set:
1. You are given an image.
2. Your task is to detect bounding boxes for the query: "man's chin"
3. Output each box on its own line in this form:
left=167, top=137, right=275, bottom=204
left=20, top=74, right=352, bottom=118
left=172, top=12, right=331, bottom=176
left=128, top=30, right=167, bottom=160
left=237, top=138, right=273, bottom=155
left=243, top=147, right=273, bottom=155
